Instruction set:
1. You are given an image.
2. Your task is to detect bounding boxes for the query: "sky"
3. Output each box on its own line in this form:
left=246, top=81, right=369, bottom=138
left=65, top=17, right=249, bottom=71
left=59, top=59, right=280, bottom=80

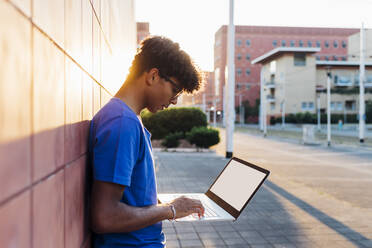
left=135, top=0, right=372, bottom=71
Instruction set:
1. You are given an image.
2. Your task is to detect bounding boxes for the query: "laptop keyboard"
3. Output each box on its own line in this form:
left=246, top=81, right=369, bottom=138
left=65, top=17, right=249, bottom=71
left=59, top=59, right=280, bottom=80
left=186, top=195, right=218, bottom=218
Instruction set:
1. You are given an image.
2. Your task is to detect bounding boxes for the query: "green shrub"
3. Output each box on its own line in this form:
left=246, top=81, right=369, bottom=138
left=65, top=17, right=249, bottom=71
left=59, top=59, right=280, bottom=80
left=141, top=107, right=207, bottom=140
left=161, top=132, right=183, bottom=148
left=275, top=113, right=359, bottom=124
left=186, top=127, right=220, bottom=148
left=270, top=116, right=276, bottom=125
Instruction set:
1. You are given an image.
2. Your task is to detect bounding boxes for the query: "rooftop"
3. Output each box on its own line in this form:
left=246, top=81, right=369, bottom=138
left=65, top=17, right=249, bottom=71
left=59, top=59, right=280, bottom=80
left=251, top=47, right=321, bottom=65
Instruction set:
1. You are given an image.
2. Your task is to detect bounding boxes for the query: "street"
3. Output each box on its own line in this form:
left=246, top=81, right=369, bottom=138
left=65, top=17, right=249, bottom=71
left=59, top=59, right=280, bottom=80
left=214, top=128, right=372, bottom=209
left=155, top=129, right=372, bottom=248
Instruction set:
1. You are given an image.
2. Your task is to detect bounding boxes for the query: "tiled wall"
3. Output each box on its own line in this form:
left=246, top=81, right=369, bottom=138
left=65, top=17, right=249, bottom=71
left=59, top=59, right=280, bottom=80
left=0, top=0, right=136, bottom=247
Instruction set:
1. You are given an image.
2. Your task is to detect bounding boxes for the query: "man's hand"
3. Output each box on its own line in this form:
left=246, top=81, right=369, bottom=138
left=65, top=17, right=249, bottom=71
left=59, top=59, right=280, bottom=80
left=169, top=196, right=205, bottom=219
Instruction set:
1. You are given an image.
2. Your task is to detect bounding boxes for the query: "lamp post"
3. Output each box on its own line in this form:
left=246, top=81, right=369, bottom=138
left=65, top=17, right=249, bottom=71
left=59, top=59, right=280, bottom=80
left=225, top=0, right=235, bottom=158
left=317, top=93, right=321, bottom=131
left=326, top=68, right=332, bottom=146
left=359, top=23, right=366, bottom=143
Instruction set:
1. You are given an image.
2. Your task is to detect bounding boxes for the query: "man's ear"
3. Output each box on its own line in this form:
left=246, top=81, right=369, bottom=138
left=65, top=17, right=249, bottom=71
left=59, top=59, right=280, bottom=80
left=145, top=68, right=159, bottom=86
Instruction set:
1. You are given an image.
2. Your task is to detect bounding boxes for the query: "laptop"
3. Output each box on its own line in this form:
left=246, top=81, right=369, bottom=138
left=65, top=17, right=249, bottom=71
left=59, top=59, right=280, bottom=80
left=158, top=157, right=270, bottom=221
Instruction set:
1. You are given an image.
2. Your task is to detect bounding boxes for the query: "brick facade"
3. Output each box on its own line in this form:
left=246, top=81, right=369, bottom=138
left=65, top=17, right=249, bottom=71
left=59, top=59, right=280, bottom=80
left=214, top=25, right=359, bottom=111
left=0, top=1, right=136, bottom=247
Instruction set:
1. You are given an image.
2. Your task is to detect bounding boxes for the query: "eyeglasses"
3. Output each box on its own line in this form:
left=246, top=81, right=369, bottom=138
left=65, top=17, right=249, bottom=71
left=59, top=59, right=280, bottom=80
left=160, top=74, right=183, bottom=99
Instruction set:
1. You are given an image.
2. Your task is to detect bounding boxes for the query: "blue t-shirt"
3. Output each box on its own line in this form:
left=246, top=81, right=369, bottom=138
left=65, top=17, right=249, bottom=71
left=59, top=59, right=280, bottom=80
left=89, top=98, right=165, bottom=248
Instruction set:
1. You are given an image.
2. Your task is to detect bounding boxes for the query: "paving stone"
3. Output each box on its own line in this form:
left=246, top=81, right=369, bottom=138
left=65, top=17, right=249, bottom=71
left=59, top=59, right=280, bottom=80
left=360, top=239, right=372, bottom=247
left=249, top=245, right=274, bottom=248
left=194, top=225, right=216, bottom=232
left=218, top=231, right=242, bottom=239
left=272, top=244, right=296, bottom=248
left=239, top=230, right=263, bottom=239
left=199, top=232, right=221, bottom=239
left=214, top=225, right=236, bottom=232
left=179, top=238, right=203, bottom=248
left=201, top=237, right=226, bottom=246
left=224, top=237, right=247, bottom=246
left=263, top=236, right=290, bottom=244
left=166, top=233, right=179, bottom=241
left=178, top=232, right=199, bottom=240
left=175, top=225, right=196, bottom=233
left=166, top=239, right=181, bottom=248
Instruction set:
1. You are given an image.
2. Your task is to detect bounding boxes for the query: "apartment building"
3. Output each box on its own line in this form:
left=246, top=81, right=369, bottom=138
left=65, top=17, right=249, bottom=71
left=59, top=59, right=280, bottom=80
left=252, top=47, right=372, bottom=119
left=214, top=25, right=359, bottom=112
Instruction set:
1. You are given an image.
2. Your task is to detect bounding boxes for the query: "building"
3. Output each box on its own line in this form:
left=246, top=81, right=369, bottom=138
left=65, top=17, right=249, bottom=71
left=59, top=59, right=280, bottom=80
left=214, top=25, right=360, bottom=113
left=252, top=47, right=372, bottom=120
left=181, top=71, right=218, bottom=121
left=137, top=22, right=150, bottom=45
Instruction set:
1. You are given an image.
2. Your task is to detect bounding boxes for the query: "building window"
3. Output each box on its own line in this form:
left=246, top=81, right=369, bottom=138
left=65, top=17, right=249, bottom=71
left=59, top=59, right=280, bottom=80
left=307, top=41, right=312, bottom=47
left=237, top=68, right=242, bottom=76
left=316, top=56, right=320, bottom=60
left=316, top=41, right=321, bottom=47
left=333, top=75, right=339, bottom=84
left=345, top=100, right=356, bottom=110
left=333, top=40, right=338, bottom=48
left=325, top=56, right=329, bottom=61
left=302, top=102, right=307, bottom=110
left=294, top=53, right=306, bottom=66
left=342, top=40, right=347, bottom=48
left=324, top=41, right=329, bottom=48
left=281, top=40, right=286, bottom=47
left=236, top=84, right=241, bottom=90
left=330, top=102, right=336, bottom=111
left=270, top=103, right=275, bottom=110
left=237, top=53, right=242, bottom=60
left=337, top=102, right=343, bottom=111
left=290, top=40, right=295, bottom=47
left=272, top=40, right=278, bottom=47
left=245, top=68, right=251, bottom=76
left=246, top=39, right=251, bottom=47
left=299, top=40, right=304, bottom=47
left=237, top=39, right=242, bottom=46
left=246, top=84, right=250, bottom=90
left=342, top=56, right=347, bottom=61
left=246, top=54, right=250, bottom=61
left=333, top=55, right=338, bottom=61
left=308, top=102, right=314, bottom=110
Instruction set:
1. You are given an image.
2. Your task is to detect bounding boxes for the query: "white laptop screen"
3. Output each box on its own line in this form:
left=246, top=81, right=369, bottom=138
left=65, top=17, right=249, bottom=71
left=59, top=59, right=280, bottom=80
left=209, top=159, right=267, bottom=211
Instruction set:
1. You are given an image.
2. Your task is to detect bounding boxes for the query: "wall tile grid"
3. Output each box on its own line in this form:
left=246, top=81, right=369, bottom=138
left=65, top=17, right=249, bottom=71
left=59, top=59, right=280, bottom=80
left=0, top=0, right=136, bottom=247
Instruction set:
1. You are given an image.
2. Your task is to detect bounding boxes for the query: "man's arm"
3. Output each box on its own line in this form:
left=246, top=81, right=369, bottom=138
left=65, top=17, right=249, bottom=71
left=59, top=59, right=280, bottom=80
left=91, top=180, right=204, bottom=234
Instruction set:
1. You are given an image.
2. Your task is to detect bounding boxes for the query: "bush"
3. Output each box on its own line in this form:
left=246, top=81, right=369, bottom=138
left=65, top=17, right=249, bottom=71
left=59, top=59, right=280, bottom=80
left=141, top=107, right=207, bottom=140
left=161, top=132, right=183, bottom=148
left=186, top=127, right=220, bottom=148
left=270, top=116, right=276, bottom=125
left=275, top=112, right=359, bottom=124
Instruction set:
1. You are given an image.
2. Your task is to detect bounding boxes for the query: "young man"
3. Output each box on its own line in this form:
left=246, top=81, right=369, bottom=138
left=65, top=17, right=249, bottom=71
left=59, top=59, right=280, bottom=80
left=89, top=36, right=205, bottom=247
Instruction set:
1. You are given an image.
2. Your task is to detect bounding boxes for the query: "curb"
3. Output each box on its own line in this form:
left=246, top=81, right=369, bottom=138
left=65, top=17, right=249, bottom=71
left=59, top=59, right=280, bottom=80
left=152, top=148, right=214, bottom=153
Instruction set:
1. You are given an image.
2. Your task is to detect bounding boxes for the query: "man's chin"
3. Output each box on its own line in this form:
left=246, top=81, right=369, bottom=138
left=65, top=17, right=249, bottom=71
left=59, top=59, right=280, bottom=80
left=148, top=106, right=162, bottom=113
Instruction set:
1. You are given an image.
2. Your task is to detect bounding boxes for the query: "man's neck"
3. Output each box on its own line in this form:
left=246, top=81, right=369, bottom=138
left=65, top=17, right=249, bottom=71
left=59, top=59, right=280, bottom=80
left=114, top=79, right=145, bottom=115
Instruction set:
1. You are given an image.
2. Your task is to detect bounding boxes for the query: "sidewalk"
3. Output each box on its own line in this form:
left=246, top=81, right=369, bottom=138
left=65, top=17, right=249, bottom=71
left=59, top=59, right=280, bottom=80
left=154, top=152, right=372, bottom=248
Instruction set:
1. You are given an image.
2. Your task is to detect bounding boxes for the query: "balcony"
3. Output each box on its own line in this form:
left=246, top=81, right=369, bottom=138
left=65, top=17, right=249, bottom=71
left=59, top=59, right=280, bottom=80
left=334, top=76, right=353, bottom=87
left=265, top=81, right=276, bottom=89
left=266, top=95, right=275, bottom=102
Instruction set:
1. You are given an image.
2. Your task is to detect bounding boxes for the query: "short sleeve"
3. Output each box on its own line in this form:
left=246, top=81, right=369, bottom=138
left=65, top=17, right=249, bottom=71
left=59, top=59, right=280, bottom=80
left=92, top=116, right=141, bottom=186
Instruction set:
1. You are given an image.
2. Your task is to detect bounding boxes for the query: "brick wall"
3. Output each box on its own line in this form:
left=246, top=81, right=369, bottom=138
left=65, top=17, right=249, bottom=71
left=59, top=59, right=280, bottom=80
left=0, top=0, right=136, bottom=247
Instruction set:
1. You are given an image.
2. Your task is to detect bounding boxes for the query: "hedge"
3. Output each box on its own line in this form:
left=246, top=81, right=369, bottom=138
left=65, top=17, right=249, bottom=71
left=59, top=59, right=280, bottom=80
left=186, top=127, right=220, bottom=148
left=161, top=132, right=183, bottom=148
left=141, top=107, right=207, bottom=139
left=273, top=112, right=362, bottom=124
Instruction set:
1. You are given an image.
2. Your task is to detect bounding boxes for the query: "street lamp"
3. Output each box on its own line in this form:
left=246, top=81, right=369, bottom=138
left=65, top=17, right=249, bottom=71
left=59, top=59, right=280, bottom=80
left=326, top=67, right=332, bottom=147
